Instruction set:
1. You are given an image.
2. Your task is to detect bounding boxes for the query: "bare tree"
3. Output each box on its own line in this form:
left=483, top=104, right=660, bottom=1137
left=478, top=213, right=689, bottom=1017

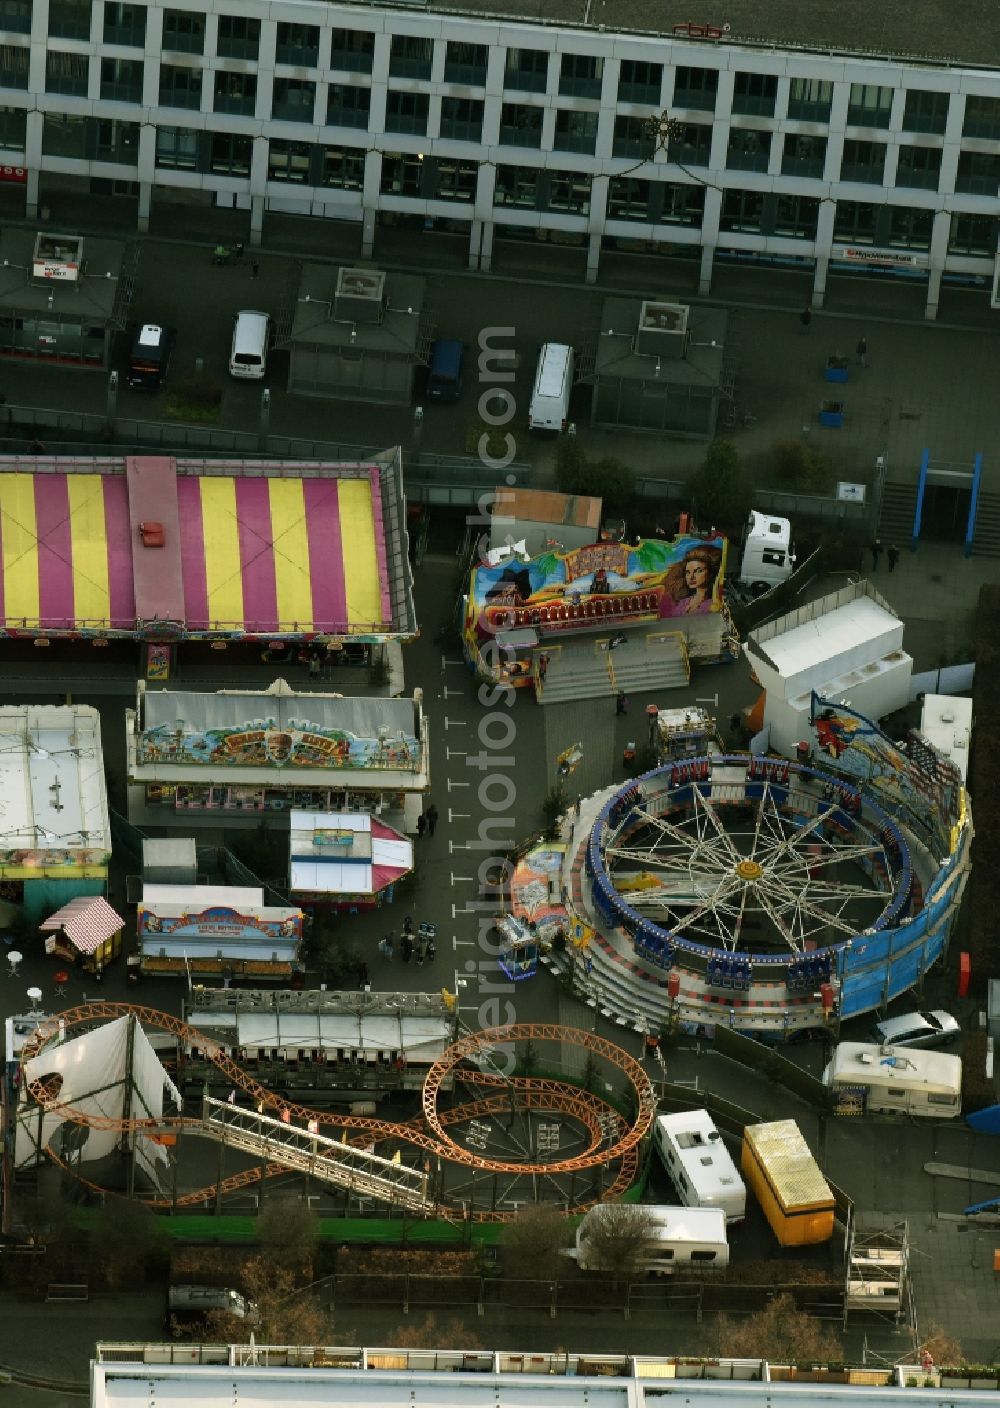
left=256, top=1197, right=319, bottom=1270
left=383, top=1312, right=486, bottom=1350
left=577, top=1202, right=655, bottom=1279
left=919, top=1321, right=963, bottom=1368
left=717, top=1291, right=841, bottom=1363
left=242, top=1257, right=331, bottom=1343
left=500, top=1203, right=573, bottom=1280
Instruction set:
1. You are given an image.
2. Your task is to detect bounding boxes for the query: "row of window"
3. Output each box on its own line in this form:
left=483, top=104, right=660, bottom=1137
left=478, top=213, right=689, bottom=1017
left=15, top=109, right=1000, bottom=254
left=15, top=105, right=1000, bottom=219
left=3, top=1, right=1000, bottom=143
left=12, top=54, right=1000, bottom=195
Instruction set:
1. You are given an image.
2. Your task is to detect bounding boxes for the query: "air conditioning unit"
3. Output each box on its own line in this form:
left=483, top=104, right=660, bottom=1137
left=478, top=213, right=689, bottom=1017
left=635, top=299, right=689, bottom=358
left=334, top=267, right=386, bottom=324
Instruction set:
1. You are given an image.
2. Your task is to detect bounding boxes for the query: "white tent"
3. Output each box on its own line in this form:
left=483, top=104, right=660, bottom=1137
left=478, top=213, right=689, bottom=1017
left=15, top=1014, right=181, bottom=1189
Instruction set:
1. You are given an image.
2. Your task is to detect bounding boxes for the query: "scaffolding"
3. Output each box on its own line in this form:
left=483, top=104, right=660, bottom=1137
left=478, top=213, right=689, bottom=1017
left=843, top=1216, right=912, bottom=1333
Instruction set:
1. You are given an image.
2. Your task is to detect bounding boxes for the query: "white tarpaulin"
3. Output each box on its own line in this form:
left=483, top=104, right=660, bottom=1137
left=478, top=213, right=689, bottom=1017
left=16, top=1015, right=181, bottom=1189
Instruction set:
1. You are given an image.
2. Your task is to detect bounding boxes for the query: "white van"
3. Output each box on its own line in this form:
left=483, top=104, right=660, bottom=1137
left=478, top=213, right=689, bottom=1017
left=529, top=342, right=574, bottom=432
left=229, top=310, right=270, bottom=380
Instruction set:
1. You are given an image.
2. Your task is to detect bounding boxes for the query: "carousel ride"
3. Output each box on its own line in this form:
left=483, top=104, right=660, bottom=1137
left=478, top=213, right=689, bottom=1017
left=15, top=1005, right=656, bottom=1221
left=509, top=710, right=971, bottom=1040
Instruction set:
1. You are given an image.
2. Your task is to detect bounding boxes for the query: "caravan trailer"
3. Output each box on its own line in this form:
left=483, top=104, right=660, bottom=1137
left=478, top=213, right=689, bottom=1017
left=823, top=1042, right=962, bottom=1118
left=575, top=1202, right=728, bottom=1275
left=654, top=1110, right=746, bottom=1223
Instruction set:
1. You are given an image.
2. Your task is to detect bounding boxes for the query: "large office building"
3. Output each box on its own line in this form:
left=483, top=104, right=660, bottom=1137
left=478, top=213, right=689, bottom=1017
left=0, top=3, right=997, bottom=317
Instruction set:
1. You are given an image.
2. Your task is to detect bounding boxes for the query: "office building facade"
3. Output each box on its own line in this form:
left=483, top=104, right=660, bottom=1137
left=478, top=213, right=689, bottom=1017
left=1, top=1, right=998, bottom=316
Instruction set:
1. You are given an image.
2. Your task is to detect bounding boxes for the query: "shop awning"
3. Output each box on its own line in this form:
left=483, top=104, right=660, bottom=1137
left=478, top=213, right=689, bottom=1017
left=39, top=895, right=124, bottom=955
left=0, top=457, right=409, bottom=639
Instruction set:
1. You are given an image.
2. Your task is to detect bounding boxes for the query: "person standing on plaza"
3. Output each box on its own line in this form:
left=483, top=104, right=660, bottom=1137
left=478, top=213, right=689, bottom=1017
left=856, top=336, right=868, bottom=368
left=234, top=240, right=245, bottom=261
left=250, top=259, right=260, bottom=280
left=799, top=307, right=812, bottom=334
left=425, top=802, right=439, bottom=837
left=887, top=543, right=900, bottom=573
left=416, top=813, right=427, bottom=839
left=616, top=691, right=628, bottom=716
left=870, top=539, right=883, bottom=571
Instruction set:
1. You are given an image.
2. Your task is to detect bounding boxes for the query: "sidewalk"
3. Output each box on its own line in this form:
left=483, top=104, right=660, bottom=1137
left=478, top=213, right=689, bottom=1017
left=0, top=198, right=997, bottom=488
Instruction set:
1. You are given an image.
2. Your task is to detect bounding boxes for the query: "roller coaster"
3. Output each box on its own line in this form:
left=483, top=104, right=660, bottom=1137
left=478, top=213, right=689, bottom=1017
left=20, top=1003, right=657, bottom=1220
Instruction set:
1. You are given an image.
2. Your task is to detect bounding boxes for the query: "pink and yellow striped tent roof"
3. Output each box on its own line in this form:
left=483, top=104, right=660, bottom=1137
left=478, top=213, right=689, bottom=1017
left=0, top=457, right=410, bottom=638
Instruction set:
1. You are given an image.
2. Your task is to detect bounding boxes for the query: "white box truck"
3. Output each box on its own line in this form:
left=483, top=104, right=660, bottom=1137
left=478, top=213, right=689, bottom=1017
left=529, top=343, right=574, bottom=433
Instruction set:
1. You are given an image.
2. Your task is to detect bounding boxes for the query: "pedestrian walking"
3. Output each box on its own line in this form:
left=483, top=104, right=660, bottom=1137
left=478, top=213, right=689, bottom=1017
left=234, top=240, right=245, bottom=261
left=856, top=336, right=868, bottom=368
left=870, top=539, right=883, bottom=571
left=887, top=543, right=900, bottom=573
left=249, top=259, right=260, bottom=280
left=538, top=652, right=549, bottom=683
left=402, top=917, right=414, bottom=941
left=798, top=307, right=812, bottom=334
left=425, top=802, right=439, bottom=837
left=574, top=795, right=582, bottom=818
left=416, top=813, right=427, bottom=839
left=401, top=935, right=413, bottom=964
left=615, top=691, right=628, bottom=716
left=357, top=961, right=369, bottom=989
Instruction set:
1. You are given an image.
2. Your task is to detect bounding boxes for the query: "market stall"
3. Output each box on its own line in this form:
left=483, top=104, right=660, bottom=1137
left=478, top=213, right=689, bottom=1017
left=39, top=894, right=125, bottom=975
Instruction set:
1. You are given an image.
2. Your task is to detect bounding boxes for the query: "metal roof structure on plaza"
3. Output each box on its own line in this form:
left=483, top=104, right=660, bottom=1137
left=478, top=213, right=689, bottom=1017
left=426, top=0, right=1000, bottom=69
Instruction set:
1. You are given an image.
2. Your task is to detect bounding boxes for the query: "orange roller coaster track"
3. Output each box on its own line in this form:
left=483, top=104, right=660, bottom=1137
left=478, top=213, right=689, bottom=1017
left=21, top=1004, right=656, bottom=1216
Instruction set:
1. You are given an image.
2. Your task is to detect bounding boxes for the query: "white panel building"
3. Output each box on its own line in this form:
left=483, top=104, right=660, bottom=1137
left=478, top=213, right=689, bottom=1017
left=919, top=693, right=973, bottom=784
left=3, top=1, right=1000, bottom=316
left=745, top=580, right=912, bottom=757
left=90, top=1345, right=999, bottom=1408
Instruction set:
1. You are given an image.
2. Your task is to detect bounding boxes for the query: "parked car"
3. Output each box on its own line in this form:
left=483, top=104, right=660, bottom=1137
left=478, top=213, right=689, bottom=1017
left=868, top=1009, right=960, bottom=1049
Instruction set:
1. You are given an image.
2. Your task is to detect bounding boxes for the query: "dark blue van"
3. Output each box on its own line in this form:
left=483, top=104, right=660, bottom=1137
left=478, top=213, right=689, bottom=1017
left=426, top=339, right=464, bottom=401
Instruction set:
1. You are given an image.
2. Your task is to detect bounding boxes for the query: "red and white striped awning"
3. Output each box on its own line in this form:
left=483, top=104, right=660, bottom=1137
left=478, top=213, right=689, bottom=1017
left=39, top=896, right=125, bottom=955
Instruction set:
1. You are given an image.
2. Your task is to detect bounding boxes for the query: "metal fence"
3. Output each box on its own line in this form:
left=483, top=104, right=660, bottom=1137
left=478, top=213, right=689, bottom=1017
left=634, top=476, right=874, bottom=532
left=713, top=1026, right=835, bottom=1112
left=0, top=403, right=532, bottom=489
left=328, top=1271, right=842, bottom=1321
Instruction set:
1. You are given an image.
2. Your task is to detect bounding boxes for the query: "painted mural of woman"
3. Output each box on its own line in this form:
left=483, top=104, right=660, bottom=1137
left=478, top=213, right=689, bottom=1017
left=660, top=544, right=724, bottom=616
